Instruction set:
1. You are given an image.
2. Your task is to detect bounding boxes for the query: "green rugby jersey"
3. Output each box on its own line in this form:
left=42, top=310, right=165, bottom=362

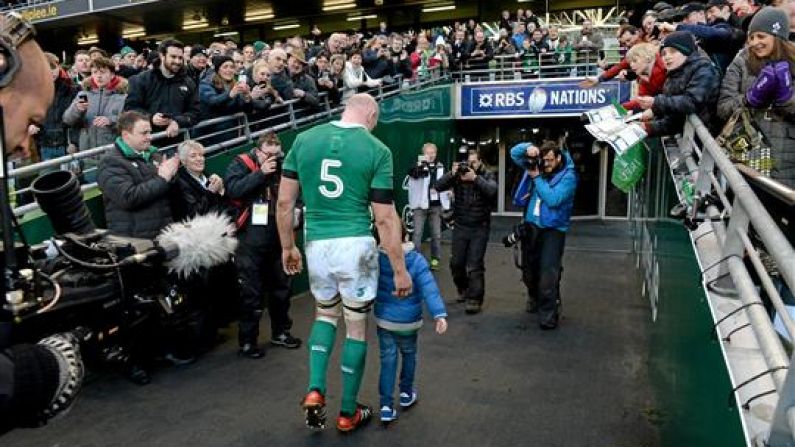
left=283, top=121, right=394, bottom=242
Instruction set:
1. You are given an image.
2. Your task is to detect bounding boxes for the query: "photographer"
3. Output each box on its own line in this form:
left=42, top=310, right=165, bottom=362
left=509, top=141, right=577, bottom=330
left=407, top=143, right=450, bottom=270
left=225, top=132, right=301, bottom=358
left=435, top=148, right=497, bottom=314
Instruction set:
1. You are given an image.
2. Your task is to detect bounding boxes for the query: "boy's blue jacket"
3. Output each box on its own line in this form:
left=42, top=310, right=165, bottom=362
left=510, top=143, right=578, bottom=232
left=375, top=244, right=447, bottom=332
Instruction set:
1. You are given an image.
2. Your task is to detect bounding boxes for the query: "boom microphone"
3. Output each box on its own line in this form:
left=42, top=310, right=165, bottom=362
left=155, top=212, right=238, bottom=278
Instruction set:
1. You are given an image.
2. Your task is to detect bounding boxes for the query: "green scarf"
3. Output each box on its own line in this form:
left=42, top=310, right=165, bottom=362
left=115, top=137, right=158, bottom=162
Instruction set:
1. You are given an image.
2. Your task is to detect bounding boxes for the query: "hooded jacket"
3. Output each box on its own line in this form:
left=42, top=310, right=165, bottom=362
left=647, top=52, right=720, bottom=136
left=62, top=76, right=128, bottom=151
left=124, top=62, right=200, bottom=131
left=374, top=243, right=447, bottom=332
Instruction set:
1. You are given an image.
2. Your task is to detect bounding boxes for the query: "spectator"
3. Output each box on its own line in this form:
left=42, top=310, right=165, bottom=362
left=386, top=34, right=413, bottom=81
left=232, top=50, right=245, bottom=72
left=249, top=59, right=283, bottom=117
left=495, top=34, right=518, bottom=56
left=642, top=12, right=661, bottom=43
left=786, top=0, right=795, bottom=40
left=308, top=52, right=338, bottom=103
left=199, top=55, right=251, bottom=121
left=186, top=45, right=209, bottom=87
left=525, top=9, right=542, bottom=28
left=410, top=32, right=433, bottom=78
left=718, top=7, right=795, bottom=186
left=267, top=48, right=294, bottom=101
left=31, top=53, right=76, bottom=163
left=118, top=46, right=141, bottom=78
left=242, top=44, right=256, bottom=70
left=450, top=29, right=470, bottom=71
left=287, top=49, right=320, bottom=108
left=579, top=25, right=643, bottom=88
left=499, top=10, right=513, bottom=32
left=171, top=140, right=226, bottom=221
left=87, top=47, right=107, bottom=61
left=124, top=39, right=200, bottom=140
left=62, top=56, right=128, bottom=181
left=342, top=50, right=382, bottom=103
left=363, top=35, right=391, bottom=80
left=663, top=0, right=743, bottom=74
left=69, top=49, right=91, bottom=85
left=225, top=39, right=238, bottom=51
left=637, top=31, right=720, bottom=136
left=467, top=30, right=494, bottom=71
left=622, top=43, right=667, bottom=112
left=512, top=22, right=528, bottom=49
left=572, top=19, right=604, bottom=76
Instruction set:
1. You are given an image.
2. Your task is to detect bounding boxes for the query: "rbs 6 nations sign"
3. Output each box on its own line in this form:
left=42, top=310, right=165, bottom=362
left=456, top=79, right=631, bottom=119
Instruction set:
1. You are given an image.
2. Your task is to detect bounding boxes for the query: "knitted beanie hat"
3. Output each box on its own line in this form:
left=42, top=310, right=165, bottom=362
left=660, top=31, right=697, bottom=56
left=211, top=54, right=234, bottom=72
left=748, top=7, right=790, bottom=41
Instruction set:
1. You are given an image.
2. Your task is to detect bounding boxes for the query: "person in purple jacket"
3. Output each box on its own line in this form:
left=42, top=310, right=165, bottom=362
left=374, top=233, right=448, bottom=423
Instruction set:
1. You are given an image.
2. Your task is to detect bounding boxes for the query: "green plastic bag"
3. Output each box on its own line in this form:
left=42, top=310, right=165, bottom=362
left=611, top=142, right=647, bottom=193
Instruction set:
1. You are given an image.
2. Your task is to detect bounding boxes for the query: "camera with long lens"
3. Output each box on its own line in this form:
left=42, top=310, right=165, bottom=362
left=3, top=170, right=236, bottom=376
left=527, top=156, right=545, bottom=171
left=456, top=161, right=471, bottom=176
left=502, top=223, right=526, bottom=247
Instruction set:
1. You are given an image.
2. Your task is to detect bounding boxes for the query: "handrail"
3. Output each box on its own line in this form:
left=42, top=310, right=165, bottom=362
left=9, top=71, right=448, bottom=216
left=674, top=114, right=795, bottom=445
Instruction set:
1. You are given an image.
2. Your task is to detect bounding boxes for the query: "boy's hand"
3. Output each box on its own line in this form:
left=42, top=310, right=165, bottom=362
left=435, top=317, right=448, bottom=334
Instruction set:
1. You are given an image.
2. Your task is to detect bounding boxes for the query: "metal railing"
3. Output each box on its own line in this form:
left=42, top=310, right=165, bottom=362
left=9, top=70, right=447, bottom=217
left=451, top=50, right=620, bottom=82
left=668, top=114, right=795, bottom=445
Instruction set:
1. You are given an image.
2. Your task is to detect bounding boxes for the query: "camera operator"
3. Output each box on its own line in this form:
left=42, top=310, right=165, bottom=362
left=509, top=140, right=577, bottom=330
left=225, top=131, right=302, bottom=358
left=0, top=12, right=86, bottom=432
left=434, top=147, right=497, bottom=314
left=407, top=143, right=450, bottom=270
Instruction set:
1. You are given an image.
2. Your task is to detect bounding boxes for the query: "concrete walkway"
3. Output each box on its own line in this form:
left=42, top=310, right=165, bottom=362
left=4, top=221, right=659, bottom=447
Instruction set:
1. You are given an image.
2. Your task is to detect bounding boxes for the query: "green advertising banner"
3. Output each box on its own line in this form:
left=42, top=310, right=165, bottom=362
left=379, top=85, right=452, bottom=123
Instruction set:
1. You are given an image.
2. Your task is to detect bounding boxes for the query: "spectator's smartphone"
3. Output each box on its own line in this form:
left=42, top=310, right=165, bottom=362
left=77, top=91, right=88, bottom=102
left=238, top=74, right=248, bottom=85
left=160, top=112, right=172, bottom=120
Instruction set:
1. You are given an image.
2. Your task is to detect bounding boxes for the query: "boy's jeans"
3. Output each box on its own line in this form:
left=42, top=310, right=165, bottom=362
left=377, top=327, right=418, bottom=408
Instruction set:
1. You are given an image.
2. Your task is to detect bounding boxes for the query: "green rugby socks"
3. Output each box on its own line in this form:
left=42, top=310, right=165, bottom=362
left=307, top=320, right=337, bottom=395
left=340, top=338, right=367, bottom=415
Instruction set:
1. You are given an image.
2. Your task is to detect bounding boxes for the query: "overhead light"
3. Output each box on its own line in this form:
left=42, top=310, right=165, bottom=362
left=78, top=35, right=99, bottom=45
left=183, top=21, right=209, bottom=30
left=214, top=31, right=239, bottom=37
left=123, top=31, right=146, bottom=39
left=347, top=14, right=376, bottom=21
left=245, top=11, right=275, bottom=22
left=122, top=26, right=145, bottom=38
left=422, top=4, right=455, bottom=12
left=273, top=23, right=300, bottom=30
left=323, top=3, right=356, bottom=11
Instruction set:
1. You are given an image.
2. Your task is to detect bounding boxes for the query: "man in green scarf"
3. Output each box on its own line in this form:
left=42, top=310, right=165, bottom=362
left=97, top=110, right=179, bottom=241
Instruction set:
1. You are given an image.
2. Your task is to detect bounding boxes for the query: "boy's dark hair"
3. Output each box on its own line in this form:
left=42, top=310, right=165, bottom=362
left=90, top=56, right=116, bottom=73
left=257, top=131, right=282, bottom=148
left=159, top=39, right=184, bottom=55
left=118, top=111, right=150, bottom=133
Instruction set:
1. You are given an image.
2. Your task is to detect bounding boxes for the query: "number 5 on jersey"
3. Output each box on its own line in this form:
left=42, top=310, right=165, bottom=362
left=319, top=159, right=344, bottom=198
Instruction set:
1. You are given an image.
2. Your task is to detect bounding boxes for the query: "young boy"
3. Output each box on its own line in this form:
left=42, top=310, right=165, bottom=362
left=374, top=236, right=448, bottom=423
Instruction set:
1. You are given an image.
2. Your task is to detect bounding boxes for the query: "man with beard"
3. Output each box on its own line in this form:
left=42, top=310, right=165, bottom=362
left=287, top=49, right=319, bottom=108
left=124, top=39, right=200, bottom=141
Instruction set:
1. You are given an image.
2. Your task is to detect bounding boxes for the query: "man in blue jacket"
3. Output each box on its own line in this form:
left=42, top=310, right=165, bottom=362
left=510, top=140, right=577, bottom=330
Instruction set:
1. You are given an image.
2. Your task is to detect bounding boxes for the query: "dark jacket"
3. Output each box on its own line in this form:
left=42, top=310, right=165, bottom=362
left=198, top=77, right=251, bottom=120
left=435, top=165, right=498, bottom=228
left=467, top=40, right=494, bottom=70
left=124, top=64, right=200, bottom=131
left=718, top=49, right=795, bottom=187
left=117, top=65, right=142, bottom=79
left=363, top=48, right=391, bottom=79
left=172, top=166, right=229, bottom=221
left=97, top=142, right=173, bottom=239
left=308, top=66, right=342, bottom=105
left=224, top=152, right=280, bottom=248
left=290, top=71, right=320, bottom=108
left=676, top=19, right=743, bottom=75
left=38, top=70, right=77, bottom=148
left=269, top=69, right=294, bottom=101
left=185, top=64, right=208, bottom=89
left=648, top=52, right=720, bottom=137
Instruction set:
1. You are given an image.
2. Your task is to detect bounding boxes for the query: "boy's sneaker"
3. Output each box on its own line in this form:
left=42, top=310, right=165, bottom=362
left=430, top=257, right=440, bottom=271
left=399, top=390, right=418, bottom=408
left=302, top=389, right=327, bottom=430
left=380, top=405, right=398, bottom=422
left=336, top=404, right=373, bottom=432
left=271, top=332, right=302, bottom=349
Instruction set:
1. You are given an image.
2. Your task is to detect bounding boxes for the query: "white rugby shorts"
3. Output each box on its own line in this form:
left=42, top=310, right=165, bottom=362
left=305, top=236, right=379, bottom=303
